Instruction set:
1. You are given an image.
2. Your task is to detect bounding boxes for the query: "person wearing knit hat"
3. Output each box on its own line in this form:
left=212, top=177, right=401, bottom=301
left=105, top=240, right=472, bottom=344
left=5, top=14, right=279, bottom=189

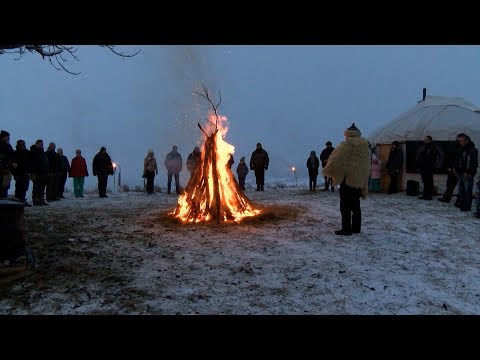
left=322, top=123, right=371, bottom=236
left=143, top=149, right=158, bottom=194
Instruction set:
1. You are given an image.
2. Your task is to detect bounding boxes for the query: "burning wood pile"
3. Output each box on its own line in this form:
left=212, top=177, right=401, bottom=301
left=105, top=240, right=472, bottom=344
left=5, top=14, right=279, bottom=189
left=172, top=85, right=260, bottom=223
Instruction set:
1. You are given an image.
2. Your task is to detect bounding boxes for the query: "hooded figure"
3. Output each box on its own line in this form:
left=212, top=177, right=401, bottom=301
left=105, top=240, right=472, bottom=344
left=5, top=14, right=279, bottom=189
left=144, top=149, right=158, bottom=194
left=322, top=123, right=371, bottom=235
left=164, top=145, right=182, bottom=194
left=186, top=146, right=201, bottom=179
left=236, top=156, right=249, bottom=191
left=306, top=150, right=320, bottom=191
left=92, top=146, right=114, bottom=198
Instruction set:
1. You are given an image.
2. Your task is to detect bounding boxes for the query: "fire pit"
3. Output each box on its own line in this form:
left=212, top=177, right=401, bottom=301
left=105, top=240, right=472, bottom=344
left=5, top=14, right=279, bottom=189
left=171, top=85, right=260, bottom=223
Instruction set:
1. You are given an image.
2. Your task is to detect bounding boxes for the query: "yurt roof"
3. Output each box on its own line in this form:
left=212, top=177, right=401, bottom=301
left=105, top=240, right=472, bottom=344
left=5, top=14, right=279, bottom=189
left=368, top=96, right=480, bottom=145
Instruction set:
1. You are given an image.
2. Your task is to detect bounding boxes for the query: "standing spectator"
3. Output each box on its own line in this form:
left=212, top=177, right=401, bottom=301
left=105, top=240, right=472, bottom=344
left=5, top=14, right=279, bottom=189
left=70, top=149, right=89, bottom=198
left=12, top=140, right=31, bottom=206
left=143, top=149, right=158, bottom=195
left=454, top=134, right=478, bottom=211
left=0, top=130, right=16, bottom=198
left=323, top=123, right=371, bottom=236
left=475, top=175, right=480, bottom=218
left=57, top=148, right=70, bottom=199
left=438, top=134, right=464, bottom=203
left=306, top=150, right=320, bottom=191
left=92, top=147, right=114, bottom=198
left=249, top=143, right=269, bottom=191
left=29, top=140, right=49, bottom=206
left=236, top=157, right=249, bottom=191
left=385, top=141, right=403, bottom=194
left=417, top=136, right=436, bottom=200
left=164, top=145, right=182, bottom=194
left=369, top=154, right=382, bottom=193
left=45, top=142, right=60, bottom=201
left=320, top=141, right=335, bottom=191
left=227, top=154, right=234, bottom=169
left=186, top=146, right=201, bottom=179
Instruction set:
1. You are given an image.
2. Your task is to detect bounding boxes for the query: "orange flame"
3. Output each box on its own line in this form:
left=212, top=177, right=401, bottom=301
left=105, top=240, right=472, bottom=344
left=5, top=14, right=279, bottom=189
left=172, top=111, right=260, bottom=223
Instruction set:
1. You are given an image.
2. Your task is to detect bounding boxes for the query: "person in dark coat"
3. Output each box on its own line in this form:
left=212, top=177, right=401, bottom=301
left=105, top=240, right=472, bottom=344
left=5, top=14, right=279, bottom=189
left=12, top=140, right=31, bottom=206
left=186, top=146, right=201, bottom=180
left=29, top=140, right=49, bottom=206
left=417, top=136, right=437, bottom=200
left=454, top=134, right=478, bottom=211
left=57, top=148, right=71, bottom=199
left=92, top=146, right=114, bottom=198
left=0, top=130, right=16, bottom=198
left=438, top=134, right=464, bottom=203
left=249, top=143, right=269, bottom=191
left=306, top=150, right=320, bottom=191
left=45, top=142, right=61, bottom=201
left=320, top=141, right=335, bottom=191
left=236, top=156, right=249, bottom=191
left=227, top=154, right=234, bottom=169
left=164, top=145, right=182, bottom=194
left=385, top=140, right=403, bottom=194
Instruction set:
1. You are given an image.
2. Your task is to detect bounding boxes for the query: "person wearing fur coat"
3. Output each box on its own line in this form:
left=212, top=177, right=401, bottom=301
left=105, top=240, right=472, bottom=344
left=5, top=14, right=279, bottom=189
left=322, top=123, right=371, bottom=236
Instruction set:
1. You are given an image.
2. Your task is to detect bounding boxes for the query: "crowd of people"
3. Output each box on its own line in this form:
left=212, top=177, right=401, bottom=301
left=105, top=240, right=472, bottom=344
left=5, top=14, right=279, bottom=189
left=1, top=125, right=479, bottom=234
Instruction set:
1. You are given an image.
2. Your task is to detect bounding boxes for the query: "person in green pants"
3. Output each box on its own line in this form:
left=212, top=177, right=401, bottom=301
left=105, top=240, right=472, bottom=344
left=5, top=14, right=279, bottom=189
left=69, top=149, right=89, bottom=198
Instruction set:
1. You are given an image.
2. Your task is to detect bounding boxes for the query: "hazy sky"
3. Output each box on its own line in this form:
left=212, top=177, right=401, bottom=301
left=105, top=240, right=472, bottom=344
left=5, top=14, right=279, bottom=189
left=1, top=45, right=480, bottom=187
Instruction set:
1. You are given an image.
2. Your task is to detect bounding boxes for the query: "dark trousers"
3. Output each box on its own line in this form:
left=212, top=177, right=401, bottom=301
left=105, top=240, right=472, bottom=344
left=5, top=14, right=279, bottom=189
left=340, top=184, right=362, bottom=233
left=14, top=174, right=30, bottom=201
left=323, top=176, right=333, bottom=189
left=97, top=174, right=108, bottom=197
left=420, top=170, right=434, bottom=199
left=254, top=169, right=265, bottom=186
left=457, top=174, right=474, bottom=211
left=146, top=174, right=155, bottom=194
left=309, top=176, right=317, bottom=190
left=57, top=173, right=68, bottom=197
left=46, top=174, right=59, bottom=200
left=32, top=175, right=46, bottom=203
left=167, top=172, right=180, bottom=193
left=388, top=172, right=399, bottom=193
left=442, top=172, right=458, bottom=201
left=238, top=176, right=246, bottom=190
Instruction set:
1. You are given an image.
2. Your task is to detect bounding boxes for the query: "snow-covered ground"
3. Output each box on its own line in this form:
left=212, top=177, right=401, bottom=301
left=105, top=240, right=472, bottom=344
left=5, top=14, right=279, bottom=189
left=1, top=186, right=479, bottom=314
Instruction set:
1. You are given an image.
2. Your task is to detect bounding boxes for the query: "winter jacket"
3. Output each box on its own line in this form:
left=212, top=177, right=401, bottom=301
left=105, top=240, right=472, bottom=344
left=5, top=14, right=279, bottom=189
left=187, top=151, right=201, bottom=173
left=29, top=145, right=49, bottom=175
left=385, top=147, right=403, bottom=174
left=92, top=152, right=113, bottom=177
left=370, top=159, right=382, bottom=179
left=70, top=156, right=89, bottom=177
left=165, top=151, right=182, bottom=173
left=417, top=143, right=437, bottom=173
left=0, top=142, right=14, bottom=171
left=322, top=137, right=371, bottom=198
left=46, top=149, right=62, bottom=173
left=11, top=148, right=31, bottom=176
left=306, top=155, right=320, bottom=177
left=236, top=162, right=249, bottom=178
left=320, top=147, right=335, bottom=168
left=250, top=148, right=269, bottom=171
left=454, top=141, right=478, bottom=176
left=59, top=155, right=71, bottom=174
left=144, top=156, right=158, bottom=174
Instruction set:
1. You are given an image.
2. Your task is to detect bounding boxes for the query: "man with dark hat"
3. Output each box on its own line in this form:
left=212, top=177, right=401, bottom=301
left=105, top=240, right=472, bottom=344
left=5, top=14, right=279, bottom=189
left=92, top=146, right=114, bottom=198
left=323, top=123, right=371, bottom=236
left=306, top=150, right=320, bottom=191
left=249, top=143, right=269, bottom=191
left=320, top=141, right=335, bottom=191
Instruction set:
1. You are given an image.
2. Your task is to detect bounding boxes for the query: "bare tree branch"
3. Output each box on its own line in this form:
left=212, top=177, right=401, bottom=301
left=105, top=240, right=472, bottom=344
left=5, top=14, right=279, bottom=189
left=100, top=45, right=141, bottom=58
left=194, top=84, right=222, bottom=129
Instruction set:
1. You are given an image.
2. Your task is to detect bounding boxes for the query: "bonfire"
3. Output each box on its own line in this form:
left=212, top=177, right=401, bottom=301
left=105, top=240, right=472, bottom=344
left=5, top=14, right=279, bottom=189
left=172, top=85, right=260, bottom=223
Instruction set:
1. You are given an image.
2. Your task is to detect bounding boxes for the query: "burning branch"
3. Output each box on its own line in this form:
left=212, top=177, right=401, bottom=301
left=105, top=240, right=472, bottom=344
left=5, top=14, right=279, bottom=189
left=194, top=83, right=222, bottom=128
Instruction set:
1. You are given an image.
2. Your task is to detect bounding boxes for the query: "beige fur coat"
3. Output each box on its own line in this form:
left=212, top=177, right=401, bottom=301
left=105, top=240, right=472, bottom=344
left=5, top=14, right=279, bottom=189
left=322, top=137, right=371, bottom=198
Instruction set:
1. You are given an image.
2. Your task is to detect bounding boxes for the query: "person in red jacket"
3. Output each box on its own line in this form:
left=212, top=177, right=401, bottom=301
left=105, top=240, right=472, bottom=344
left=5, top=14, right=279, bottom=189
left=69, top=149, right=89, bottom=198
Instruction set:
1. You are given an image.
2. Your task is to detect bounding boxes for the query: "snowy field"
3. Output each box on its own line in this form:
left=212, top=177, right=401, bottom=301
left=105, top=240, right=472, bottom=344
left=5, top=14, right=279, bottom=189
left=1, top=184, right=479, bottom=315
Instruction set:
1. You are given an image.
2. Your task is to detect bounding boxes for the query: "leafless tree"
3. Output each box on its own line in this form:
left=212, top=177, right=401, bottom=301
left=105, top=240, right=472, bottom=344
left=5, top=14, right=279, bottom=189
left=0, top=45, right=140, bottom=75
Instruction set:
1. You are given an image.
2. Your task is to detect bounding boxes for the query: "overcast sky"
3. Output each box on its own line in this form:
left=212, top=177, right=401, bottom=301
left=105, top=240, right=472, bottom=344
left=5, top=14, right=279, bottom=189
left=1, top=45, right=479, bottom=187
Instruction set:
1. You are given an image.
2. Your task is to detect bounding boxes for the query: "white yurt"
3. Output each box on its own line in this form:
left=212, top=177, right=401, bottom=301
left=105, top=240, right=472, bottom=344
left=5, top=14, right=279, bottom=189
left=368, top=91, right=480, bottom=193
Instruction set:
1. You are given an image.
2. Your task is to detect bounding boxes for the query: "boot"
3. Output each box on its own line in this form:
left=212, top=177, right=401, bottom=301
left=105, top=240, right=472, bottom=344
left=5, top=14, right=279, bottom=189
left=260, top=185, right=264, bottom=191
left=255, top=185, right=260, bottom=191
left=335, top=229, right=352, bottom=236
left=438, top=197, right=450, bottom=203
